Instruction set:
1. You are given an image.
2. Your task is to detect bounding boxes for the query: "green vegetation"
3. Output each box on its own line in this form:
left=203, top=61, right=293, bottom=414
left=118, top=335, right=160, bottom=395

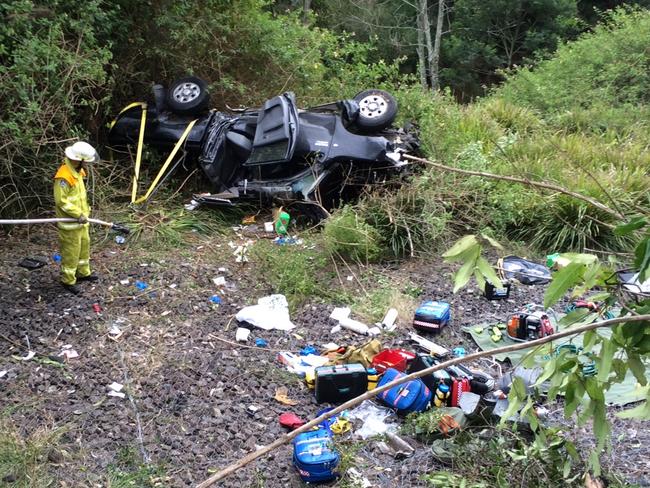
left=325, top=9, right=650, bottom=257
left=106, top=446, right=168, bottom=487
left=418, top=428, right=582, bottom=488
left=250, top=238, right=330, bottom=309
left=0, top=417, right=62, bottom=487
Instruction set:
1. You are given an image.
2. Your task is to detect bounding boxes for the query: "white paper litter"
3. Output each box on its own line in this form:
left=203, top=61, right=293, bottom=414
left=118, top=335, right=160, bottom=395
left=235, top=327, right=251, bottom=342
left=235, top=294, right=295, bottom=331
left=0, top=370, right=8, bottom=379
left=108, top=382, right=123, bottom=392
left=59, top=345, right=79, bottom=360
left=107, top=390, right=126, bottom=399
left=212, top=276, right=227, bottom=286
left=329, top=307, right=351, bottom=322
left=300, top=354, right=330, bottom=368
left=277, top=351, right=325, bottom=376
left=20, top=351, right=35, bottom=361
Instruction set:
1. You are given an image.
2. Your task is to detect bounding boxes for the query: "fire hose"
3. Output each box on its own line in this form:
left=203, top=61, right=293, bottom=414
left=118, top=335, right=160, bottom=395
left=0, top=218, right=130, bottom=235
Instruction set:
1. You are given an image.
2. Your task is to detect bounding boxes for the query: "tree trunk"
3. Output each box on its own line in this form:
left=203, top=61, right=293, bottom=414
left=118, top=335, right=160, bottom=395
left=431, top=0, right=445, bottom=91
left=303, top=0, right=312, bottom=25
left=416, top=3, right=428, bottom=88
left=421, top=0, right=434, bottom=90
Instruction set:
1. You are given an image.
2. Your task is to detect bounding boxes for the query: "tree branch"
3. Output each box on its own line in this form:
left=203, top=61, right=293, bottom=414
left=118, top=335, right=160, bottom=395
left=403, top=154, right=624, bottom=221
left=195, top=314, right=650, bottom=487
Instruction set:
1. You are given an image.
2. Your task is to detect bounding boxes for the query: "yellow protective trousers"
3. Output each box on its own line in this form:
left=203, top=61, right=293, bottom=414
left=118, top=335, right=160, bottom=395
left=58, top=226, right=91, bottom=285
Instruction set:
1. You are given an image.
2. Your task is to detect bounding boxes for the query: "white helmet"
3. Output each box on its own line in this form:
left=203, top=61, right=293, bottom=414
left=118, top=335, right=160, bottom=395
left=65, top=141, right=98, bottom=163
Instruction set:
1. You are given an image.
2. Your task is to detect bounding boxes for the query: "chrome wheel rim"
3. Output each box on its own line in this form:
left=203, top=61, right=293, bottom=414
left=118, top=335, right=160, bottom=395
left=358, top=94, right=388, bottom=118
left=172, top=82, right=201, bottom=104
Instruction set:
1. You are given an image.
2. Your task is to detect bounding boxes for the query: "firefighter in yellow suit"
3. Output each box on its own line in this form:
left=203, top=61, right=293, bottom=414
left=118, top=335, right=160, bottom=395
left=53, top=142, right=99, bottom=294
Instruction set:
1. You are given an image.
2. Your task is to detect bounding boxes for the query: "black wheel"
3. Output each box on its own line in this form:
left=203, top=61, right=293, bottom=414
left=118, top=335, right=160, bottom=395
left=352, top=89, right=398, bottom=131
left=166, top=76, right=210, bottom=115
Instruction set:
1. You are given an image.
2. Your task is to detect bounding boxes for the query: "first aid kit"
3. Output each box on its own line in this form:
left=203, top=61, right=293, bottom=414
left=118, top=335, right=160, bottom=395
left=377, top=368, right=432, bottom=414
left=413, top=301, right=451, bottom=334
left=293, top=428, right=340, bottom=482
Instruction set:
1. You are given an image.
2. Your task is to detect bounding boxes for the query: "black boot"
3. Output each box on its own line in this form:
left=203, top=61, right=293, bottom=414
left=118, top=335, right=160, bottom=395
left=77, top=273, right=99, bottom=282
left=62, top=283, right=82, bottom=295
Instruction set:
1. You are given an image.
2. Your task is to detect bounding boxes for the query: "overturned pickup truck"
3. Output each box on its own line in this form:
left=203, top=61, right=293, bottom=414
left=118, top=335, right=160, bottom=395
left=108, top=76, right=419, bottom=215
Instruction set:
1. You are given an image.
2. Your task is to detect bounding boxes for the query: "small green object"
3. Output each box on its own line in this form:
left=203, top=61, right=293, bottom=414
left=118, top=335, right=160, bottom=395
left=546, top=253, right=560, bottom=268
left=473, top=326, right=484, bottom=334
left=275, top=211, right=290, bottom=235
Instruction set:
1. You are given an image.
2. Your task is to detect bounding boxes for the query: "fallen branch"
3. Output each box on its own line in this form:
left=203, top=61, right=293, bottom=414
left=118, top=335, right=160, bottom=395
left=196, top=313, right=650, bottom=487
left=404, top=154, right=624, bottom=221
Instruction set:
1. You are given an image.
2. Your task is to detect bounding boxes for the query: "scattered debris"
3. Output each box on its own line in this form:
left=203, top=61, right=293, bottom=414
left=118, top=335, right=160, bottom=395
left=498, top=255, right=551, bottom=285
left=348, top=468, right=372, bottom=487
left=255, top=338, right=268, bottom=348
left=279, top=412, right=305, bottom=430
left=107, top=382, right=126, bottom=399
left=235, top=327, right=250, bottom=342
left=212, top=276, right=227, bottom=286
left=18, top=257, right=47, bottom=270
left=235, top=294, right=295, bottom=331
left=58, top=345, right=79, bottom=361
left=274, top=386, right=298, bottom=406
left=19, top=351, right=35, bottom=361
left=348, top=400, right=396, bottom=439
left=135, top=280, right=148, bottom=290
left=209, top=295, right=222, bottom=304
left=381, top=308, right=398, bottom=331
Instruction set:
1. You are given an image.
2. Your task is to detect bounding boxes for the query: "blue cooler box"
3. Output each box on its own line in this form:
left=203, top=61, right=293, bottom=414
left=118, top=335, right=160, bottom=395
left=293, top=428, right=340, bottom=483
left=413, top=301, right=451, bottom=334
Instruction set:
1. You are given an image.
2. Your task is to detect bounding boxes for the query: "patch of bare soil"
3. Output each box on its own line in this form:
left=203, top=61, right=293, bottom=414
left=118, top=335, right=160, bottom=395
left=0, top=228, right=648, bottom=487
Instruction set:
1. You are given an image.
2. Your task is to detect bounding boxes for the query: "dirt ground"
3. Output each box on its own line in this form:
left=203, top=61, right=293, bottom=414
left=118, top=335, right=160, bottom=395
left=0, top=224, right=649, bottom=487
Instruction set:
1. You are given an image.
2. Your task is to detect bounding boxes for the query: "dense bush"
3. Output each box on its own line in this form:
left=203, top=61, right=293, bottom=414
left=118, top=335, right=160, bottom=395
left=0, top=0, right=116, bottom=217
left=498, top=7, right=650, bottom=134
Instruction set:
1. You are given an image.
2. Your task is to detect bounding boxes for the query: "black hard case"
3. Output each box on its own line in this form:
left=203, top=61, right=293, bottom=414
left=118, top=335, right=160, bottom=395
left=315, top=363, right=368, bottom=404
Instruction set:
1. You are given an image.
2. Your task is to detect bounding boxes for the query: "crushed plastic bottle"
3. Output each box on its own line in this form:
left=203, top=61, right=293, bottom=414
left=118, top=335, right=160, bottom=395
left=115, top=235, right=126, bottom=245
left=255, top=338, right=268, bottom=348
left=135, top=280, right=148, bottom=290
left=209, top=295, right=222, bottom=304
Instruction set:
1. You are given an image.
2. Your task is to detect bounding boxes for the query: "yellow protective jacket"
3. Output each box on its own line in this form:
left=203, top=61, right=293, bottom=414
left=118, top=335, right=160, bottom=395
left=53, top=158, right=90, bottom=230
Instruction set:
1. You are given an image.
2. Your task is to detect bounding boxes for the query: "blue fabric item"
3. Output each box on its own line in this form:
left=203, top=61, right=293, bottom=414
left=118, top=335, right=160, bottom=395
left=300, top=345, right=318, bottom=356
left=377, top=368, right=432, bottom=414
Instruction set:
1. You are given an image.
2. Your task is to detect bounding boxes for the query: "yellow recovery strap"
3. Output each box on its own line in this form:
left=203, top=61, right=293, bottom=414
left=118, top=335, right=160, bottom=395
left=117, top=102, right=197, bottom=204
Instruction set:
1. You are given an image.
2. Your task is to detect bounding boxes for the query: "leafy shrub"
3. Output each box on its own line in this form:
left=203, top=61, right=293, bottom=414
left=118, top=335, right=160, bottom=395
left=322, top=206, right=382, bottom=263
left=498, top=7, right=650, bottom=133
left=0, top=0, right=116, bottom=217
